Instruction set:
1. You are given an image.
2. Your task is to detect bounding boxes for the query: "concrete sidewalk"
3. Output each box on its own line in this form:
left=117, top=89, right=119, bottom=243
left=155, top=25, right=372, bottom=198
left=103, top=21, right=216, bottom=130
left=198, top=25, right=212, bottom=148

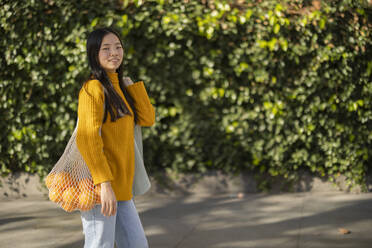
left=0, top=192, right=371, bottom=248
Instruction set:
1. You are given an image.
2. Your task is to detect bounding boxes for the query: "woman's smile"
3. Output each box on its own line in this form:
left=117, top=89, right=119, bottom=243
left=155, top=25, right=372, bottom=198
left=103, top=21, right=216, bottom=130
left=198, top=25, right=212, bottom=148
left=109, top=59, right=120, bottom=64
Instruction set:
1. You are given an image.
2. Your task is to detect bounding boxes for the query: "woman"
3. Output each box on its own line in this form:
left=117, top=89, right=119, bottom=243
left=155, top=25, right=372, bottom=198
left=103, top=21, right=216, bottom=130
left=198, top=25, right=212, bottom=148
left=76, top=27, right=155, bottom=248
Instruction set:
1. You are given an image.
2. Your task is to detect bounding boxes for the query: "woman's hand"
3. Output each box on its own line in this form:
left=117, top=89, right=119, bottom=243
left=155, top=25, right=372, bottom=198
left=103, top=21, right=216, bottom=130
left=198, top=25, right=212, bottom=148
left=123, top=76, right=134, bottom=87
left=100, top=181, right=117, bottom=217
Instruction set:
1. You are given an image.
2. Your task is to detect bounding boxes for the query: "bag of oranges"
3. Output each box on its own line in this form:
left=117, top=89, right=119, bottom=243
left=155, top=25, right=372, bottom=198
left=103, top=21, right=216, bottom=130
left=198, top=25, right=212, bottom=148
left=46, top=123, right=151, bottom=213
left=45, top=121, right=101, bottom=212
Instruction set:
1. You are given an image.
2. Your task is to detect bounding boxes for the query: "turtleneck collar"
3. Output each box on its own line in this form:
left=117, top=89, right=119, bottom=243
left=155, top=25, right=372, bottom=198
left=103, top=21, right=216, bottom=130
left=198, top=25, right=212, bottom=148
left=107, top=72, right=119, bottom=84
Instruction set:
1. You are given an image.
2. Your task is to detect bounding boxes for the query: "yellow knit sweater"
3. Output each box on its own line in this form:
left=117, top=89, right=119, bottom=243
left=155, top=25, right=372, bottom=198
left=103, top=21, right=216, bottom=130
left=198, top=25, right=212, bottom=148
left=76, top=72, right=155, bottom=201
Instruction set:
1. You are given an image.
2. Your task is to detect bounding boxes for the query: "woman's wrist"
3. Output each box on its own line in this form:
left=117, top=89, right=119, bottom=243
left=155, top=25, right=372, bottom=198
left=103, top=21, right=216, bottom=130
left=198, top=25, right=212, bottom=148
left=100, top=181, right=112, bottom=188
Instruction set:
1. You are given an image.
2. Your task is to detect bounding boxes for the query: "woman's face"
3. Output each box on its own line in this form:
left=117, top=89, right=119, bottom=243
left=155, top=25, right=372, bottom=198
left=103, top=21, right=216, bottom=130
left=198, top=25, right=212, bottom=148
left=98, top=33, right=124, bottom=73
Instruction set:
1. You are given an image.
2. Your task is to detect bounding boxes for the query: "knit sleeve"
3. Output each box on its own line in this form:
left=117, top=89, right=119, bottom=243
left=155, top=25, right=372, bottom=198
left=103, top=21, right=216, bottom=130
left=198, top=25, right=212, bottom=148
left=76, top=80, right=114, bottom=185
left=126, top=81, right=155, bottom=127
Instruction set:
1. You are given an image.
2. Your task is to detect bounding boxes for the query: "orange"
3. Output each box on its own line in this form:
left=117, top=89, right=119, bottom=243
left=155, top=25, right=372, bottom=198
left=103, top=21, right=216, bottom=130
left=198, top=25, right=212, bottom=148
left=49, top=188, right=63, bottom=203
left=78, top=178, right=94, bottom=192
left=45, top=173, right=55, bottom=189
left=78, top=191, right=95, bottom=211
left=54, top=172, right=73, bottom=190
left=61, top=201, right=77, bottom=212
left=62, top=186, right=79, bottom=204
left=69, top=176, right=79, bottom=187
left=94, top=185, right=101, bottom=204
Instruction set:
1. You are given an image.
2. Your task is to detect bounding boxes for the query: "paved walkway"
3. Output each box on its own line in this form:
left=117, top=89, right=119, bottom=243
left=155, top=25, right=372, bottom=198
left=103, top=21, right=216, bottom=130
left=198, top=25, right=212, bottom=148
left=0, top=192, right=371, bottom=248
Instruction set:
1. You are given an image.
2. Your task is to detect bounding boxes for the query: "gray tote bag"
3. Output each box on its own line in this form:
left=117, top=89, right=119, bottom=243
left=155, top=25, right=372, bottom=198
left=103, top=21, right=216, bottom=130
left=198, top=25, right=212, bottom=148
left=132, top=124, right=151, bottom=196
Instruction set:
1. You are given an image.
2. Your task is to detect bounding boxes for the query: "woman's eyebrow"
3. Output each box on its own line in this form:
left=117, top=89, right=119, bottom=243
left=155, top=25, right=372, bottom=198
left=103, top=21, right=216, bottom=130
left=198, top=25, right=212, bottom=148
left=102, top=42, right=122, bottom=46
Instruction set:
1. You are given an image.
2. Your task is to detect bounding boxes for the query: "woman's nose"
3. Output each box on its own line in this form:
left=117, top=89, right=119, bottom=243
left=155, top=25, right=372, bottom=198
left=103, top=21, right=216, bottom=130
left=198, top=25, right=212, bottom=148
left=110, top=48, right=118, bottom=56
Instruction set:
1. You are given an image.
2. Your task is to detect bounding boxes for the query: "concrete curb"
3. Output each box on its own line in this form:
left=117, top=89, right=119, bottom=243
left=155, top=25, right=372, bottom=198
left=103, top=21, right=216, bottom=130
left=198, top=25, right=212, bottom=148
left=1, top=170, right=371, bottom=200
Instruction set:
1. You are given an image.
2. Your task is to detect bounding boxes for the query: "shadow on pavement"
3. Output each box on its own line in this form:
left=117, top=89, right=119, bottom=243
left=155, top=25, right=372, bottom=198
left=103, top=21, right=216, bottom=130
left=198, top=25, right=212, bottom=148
left=1, top=193, right=371, bottom=248
left=0, top=216, right=34, bottom=226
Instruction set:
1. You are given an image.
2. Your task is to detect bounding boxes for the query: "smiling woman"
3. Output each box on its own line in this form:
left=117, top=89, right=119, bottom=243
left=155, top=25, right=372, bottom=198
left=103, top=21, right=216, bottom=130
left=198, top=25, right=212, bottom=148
left=75, top=27, right=155, bottom=248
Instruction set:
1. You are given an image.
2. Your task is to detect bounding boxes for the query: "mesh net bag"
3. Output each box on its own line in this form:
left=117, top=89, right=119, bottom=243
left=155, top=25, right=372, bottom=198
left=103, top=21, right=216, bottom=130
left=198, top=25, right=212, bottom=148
left=45, top=123, right=101, bottom=212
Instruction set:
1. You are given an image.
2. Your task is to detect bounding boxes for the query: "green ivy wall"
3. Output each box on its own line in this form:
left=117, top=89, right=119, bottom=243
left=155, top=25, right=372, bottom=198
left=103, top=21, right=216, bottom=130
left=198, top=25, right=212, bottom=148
left=1, top=0, right=371, bottom=191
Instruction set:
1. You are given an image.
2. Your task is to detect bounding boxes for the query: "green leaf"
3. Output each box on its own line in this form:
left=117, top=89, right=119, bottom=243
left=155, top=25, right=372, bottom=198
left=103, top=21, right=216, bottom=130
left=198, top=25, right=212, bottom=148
left=273, top=23, right=280, bottom=34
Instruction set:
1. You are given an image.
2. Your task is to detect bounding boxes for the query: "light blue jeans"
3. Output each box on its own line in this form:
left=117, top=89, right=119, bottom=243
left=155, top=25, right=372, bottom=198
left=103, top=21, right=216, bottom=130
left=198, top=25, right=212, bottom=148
left=80, top=199, right=149, bottom=248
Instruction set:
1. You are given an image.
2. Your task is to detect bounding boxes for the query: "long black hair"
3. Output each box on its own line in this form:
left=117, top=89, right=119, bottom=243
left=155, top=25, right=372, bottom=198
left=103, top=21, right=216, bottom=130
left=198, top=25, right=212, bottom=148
left=85, top=27, right=137, bottom=124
